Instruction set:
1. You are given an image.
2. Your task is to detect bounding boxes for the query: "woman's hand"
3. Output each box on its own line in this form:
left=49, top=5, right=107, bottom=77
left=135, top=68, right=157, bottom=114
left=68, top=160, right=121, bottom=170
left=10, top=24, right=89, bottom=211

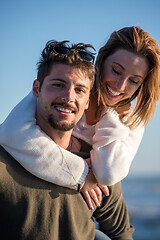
left=81, top=160, right=109, bottom=209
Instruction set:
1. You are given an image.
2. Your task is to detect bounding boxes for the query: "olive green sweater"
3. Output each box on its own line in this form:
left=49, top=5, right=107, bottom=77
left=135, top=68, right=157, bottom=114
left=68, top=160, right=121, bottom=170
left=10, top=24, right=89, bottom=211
left=0, top=145, right=134, bottom=240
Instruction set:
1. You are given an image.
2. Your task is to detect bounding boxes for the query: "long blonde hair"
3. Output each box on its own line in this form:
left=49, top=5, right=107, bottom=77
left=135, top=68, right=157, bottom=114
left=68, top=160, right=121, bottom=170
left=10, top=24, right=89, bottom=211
left=94, top=26, right=160, bottom=127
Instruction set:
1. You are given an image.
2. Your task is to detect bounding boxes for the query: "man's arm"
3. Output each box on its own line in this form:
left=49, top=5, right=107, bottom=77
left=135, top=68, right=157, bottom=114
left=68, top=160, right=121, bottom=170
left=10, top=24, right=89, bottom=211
left=93, top=182, right=134, bottom=240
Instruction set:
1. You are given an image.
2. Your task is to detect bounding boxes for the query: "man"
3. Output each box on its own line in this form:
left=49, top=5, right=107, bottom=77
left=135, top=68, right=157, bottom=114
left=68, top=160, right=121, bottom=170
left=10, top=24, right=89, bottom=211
left=0, top=40, right=134, bottom=239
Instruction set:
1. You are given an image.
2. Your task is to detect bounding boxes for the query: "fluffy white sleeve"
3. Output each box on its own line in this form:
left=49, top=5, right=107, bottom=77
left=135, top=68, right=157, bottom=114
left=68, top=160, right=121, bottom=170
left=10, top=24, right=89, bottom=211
left=0, top=92, right=88, bottom=190
left=90, top=109, right=144, bottom=185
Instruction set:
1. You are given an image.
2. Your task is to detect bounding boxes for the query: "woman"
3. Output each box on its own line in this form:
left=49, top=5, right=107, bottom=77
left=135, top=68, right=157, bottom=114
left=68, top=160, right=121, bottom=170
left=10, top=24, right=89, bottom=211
left=0, top=26, right=160, bottom=208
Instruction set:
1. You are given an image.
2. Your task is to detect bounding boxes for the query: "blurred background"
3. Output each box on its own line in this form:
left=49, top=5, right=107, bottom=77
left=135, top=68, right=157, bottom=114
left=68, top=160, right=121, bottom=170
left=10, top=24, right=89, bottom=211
left=1, top=1, right=160, bottom=239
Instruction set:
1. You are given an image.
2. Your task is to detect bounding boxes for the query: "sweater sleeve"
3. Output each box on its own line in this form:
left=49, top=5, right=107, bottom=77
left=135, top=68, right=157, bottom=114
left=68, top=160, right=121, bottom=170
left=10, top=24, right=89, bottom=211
left=0, top=92, right=88, bottom=190
left=93, top=182, right=134, bottom=239
left=90, top=109, right=144, bottom=185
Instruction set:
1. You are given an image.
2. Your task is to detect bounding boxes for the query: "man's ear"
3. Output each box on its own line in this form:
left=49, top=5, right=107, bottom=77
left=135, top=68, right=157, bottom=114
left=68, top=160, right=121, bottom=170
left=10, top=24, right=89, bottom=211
left=32, top=80, right=40, bottom=98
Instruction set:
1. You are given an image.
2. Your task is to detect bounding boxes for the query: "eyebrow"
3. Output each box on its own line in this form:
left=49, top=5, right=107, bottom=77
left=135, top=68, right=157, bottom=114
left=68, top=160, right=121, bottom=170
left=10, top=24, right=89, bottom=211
left=77, top=84, right=90, bottom=90
left=49, top=78, right=90, bottom=90
left=49, top=78, right=66, bottom=82
left=113, top=62, right=144, bottom=79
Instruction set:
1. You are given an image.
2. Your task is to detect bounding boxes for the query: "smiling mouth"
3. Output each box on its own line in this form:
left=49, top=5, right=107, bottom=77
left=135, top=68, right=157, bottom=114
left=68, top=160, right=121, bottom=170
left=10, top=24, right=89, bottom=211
left=55, top=106, right=74, bottom=113
left=107, top=85, right=122, bottom=97
left=52, top=102, right=77, bottom=114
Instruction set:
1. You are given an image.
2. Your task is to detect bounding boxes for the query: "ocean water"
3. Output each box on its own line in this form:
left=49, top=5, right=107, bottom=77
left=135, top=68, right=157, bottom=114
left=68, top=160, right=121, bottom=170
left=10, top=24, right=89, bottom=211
left=122, top=177, right=160, bottom=240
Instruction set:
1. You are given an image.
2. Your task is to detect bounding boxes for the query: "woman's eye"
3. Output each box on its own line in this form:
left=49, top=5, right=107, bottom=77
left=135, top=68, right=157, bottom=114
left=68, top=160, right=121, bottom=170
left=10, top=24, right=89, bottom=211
left=129, top=78, right=138, bottom=84
left=112, top=67, right=120, bottom=75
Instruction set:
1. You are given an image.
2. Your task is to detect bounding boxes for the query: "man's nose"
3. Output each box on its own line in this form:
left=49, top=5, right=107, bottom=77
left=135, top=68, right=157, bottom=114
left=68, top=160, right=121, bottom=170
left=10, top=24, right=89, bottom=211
left=62, top=87, right=75, bottom=102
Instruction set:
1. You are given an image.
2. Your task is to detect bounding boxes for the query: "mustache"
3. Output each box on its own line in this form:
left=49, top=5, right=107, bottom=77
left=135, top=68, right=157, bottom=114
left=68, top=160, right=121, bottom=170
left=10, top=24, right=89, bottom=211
left=51, top=102, right=78, bottom=112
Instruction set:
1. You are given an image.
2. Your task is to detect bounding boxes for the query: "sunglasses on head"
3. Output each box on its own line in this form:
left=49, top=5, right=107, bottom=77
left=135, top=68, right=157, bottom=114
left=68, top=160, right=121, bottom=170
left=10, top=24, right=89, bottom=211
left=50, top=44, right=95, bottom=63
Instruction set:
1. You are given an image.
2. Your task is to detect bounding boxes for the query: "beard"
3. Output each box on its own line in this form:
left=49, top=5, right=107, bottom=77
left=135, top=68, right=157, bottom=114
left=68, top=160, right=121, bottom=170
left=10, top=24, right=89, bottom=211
left=48, top=114, right=76, bottom=131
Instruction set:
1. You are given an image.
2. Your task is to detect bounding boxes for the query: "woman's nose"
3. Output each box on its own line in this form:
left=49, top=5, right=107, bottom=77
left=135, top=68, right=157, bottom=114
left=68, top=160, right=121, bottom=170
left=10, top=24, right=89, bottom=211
left=116, top=77, right=127, bottom=91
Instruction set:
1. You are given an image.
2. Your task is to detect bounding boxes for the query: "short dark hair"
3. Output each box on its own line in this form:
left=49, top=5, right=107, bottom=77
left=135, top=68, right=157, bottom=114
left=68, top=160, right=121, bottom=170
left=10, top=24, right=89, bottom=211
left=37, top=40, right=96, bottom=90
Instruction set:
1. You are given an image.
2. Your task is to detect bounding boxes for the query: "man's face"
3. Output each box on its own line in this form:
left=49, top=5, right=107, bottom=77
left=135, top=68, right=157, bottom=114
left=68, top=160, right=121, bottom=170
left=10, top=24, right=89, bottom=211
left=33, top=64, right=91, bottom=132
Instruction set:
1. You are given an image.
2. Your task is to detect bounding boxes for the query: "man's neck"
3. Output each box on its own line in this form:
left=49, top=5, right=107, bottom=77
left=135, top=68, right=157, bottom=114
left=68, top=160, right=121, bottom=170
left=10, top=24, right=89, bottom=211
left=42, top=125, right=81, bottom=151
left=47, top=129, right=81, bottom=152
left=53, top=130, right=72, bottom=149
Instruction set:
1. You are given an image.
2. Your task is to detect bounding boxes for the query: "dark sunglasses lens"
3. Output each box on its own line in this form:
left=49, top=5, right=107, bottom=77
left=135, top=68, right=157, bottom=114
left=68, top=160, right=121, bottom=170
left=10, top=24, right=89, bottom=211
left=78, top=51, right=94, bottom=62
left=54, top=46, right=70, bottom=55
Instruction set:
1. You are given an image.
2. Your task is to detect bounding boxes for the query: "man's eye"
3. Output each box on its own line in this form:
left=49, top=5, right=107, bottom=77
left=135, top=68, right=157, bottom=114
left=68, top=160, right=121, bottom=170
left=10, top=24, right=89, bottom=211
left=52, top=83, right=64, bottom=87
left=112, top=67, right=121, bottom=75
left=76, top=88, right=85, bottom=93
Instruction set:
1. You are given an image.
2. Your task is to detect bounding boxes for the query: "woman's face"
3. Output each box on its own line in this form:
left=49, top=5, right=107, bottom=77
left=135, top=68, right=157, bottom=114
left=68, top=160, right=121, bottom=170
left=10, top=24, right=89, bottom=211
left=102, top=49, right=149, bottom=106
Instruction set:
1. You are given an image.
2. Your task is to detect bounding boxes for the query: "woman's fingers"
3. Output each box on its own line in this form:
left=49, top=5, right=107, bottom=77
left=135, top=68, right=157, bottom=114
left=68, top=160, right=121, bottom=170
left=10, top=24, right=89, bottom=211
left=80, top=169, right=109, bottom=209
left=91, top=186, right=102, bottom=203
left=81, top=186, right=103, bottom=209
left=81, top=190, right=94, bottom=210
left=88, top=187, right=102, bottom=206
left=98, top=184, right=110, bottom=197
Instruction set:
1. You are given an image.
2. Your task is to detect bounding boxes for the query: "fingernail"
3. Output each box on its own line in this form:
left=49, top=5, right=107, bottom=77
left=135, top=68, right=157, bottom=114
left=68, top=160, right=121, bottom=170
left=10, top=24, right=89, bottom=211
left=98, top=202, right=101, bottom=207
left=90, top=205, right=94, bottom=210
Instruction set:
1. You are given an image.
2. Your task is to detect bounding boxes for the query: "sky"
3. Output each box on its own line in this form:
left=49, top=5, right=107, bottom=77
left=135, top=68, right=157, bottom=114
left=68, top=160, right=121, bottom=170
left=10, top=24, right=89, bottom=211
left=0, top=0, right=160, bottom=178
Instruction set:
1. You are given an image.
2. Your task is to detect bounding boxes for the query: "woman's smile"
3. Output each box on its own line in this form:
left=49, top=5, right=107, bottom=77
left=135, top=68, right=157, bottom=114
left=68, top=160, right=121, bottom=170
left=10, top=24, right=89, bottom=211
left=102, top=49, right=149, bottom=106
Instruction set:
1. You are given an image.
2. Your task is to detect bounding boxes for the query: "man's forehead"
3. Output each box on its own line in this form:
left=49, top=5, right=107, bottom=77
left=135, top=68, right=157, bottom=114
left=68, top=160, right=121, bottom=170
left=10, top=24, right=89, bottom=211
left=48, top=64, right=91, bottom=88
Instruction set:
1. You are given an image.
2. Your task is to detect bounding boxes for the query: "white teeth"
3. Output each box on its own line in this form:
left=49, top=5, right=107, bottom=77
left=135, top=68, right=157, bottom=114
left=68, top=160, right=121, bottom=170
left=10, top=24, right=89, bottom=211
left=107, top=86, right=121, bottom=96
left=56, top=107, right=72, bottom=113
